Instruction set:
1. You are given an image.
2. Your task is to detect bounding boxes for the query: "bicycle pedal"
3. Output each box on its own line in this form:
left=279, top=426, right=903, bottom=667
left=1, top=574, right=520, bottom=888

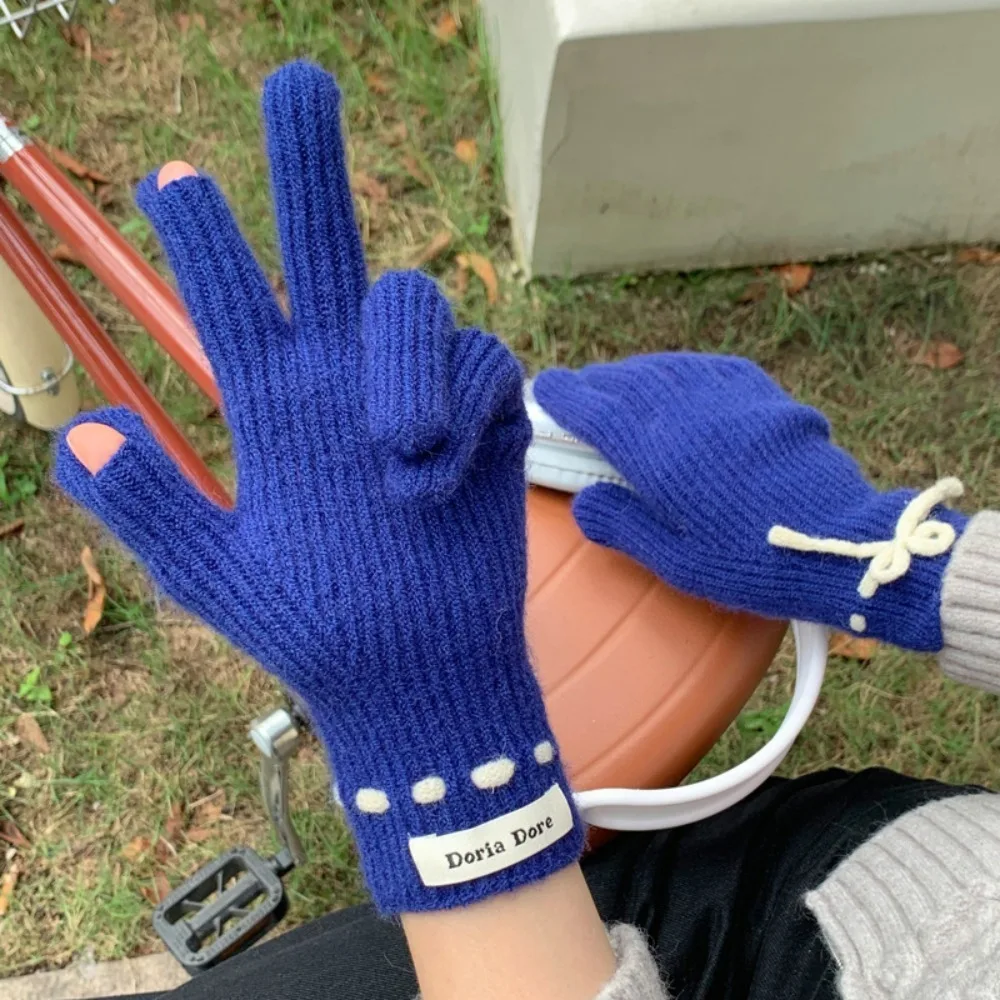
left=153, top=847, right=289, bottom=975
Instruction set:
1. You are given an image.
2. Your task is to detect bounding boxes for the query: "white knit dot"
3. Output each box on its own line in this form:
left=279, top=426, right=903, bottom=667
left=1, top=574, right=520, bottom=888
left=533, top=740, right=555, bottom=765
left=850, top=614, right=867, bottom=634
left=331, top=783, right=343, bottom=808
left=411, top=776, right=446, bottom=805
left=471, top=757, right=516, bottom=790
left=355, top=788, right=390, bottom=814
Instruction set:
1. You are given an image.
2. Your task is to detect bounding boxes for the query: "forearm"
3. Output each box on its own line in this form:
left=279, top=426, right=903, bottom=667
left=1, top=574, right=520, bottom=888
left=403, top=865, right=624, bottom=1000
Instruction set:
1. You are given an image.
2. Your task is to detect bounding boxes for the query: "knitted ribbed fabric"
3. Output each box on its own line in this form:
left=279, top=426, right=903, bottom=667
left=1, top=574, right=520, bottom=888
left=534, top=353, right=967, bottom=650
left=940, top=511, right=1000, bottom=692
left=55, top=61, right=582, bottom=913
left=805, top=792, right=1000, bottom=999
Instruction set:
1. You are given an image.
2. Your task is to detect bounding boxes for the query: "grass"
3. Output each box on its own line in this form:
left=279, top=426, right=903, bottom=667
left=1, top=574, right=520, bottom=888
left=2, top=0, right=1000, bottom=978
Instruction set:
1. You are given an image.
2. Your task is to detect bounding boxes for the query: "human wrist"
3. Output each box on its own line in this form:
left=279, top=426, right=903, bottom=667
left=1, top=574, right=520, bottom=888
left=403, top=864, right=617, bottom=1000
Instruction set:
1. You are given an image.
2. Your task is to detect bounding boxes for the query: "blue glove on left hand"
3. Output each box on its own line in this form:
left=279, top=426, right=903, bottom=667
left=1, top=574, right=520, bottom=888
left=535, top=353, right=967, bottom=651
left=55, top=61, right=582, bottom=914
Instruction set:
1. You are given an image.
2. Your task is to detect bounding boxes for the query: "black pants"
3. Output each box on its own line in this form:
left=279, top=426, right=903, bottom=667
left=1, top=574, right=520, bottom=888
left=128, top=769, right=970, bottom=1000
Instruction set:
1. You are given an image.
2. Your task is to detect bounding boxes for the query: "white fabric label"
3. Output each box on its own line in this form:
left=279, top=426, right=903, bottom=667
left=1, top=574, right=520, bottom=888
left=408, top=784, right=574, bottom=887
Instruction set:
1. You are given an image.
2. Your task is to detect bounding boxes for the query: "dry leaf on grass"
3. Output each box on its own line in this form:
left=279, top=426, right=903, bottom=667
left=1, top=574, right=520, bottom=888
left=912, top=341, right=964, bottom=370
left=60, top=24, right=116, bottom=63
left=155, top=837, right=177, bottom=863
left=141, top=871, right=172, bottom=905
left=0, top=821, right=29, bottom=850
left=176, top=12, right=207, bottom=34
left=829, top=632, right=879, bottom=661
left=774, top=263, right=813, bottom=296
left=121, top=836, right=151, bottom=862
left=60, top=23, right=88, bottom=49
left=0, top=861, right=20, bottom=918
left=365, top=71, right=392, bottom=96
left=352, top=172, right=389, bottom=205
left=0, top=519, right=25, bottom=540
left=410, top=231, right=452, bottom=268
left=190, top=792, right=227, bottom=832
left=454, top=138, right=478, bottom=165
left=453, top=260, right=470, bottom=298
left=956, top=247, right=1000, bottom=265
left=737, top=281, right=768, bottom=304
left=80, top=546, right=106, bottom=635
left=195, top=804, right=224, bottom=824
left=433, top=11, right=459, bottom=42
left=64, top=23, right=116, bottom=61
left=38, top=140, right=110, bottom=185
left=51, top=243, right=85, bottom=265
left=15, top=714, right=49, bottom=754
left=184, top=827, right=215, bottom=844
left=189, top=788, right=225, bottom=813
left=456, top=252, right=499, bottom=305
left=384, top=122, right=408, bottom=146
left=164, top=802, right=184, bottom=845
left=401, top=154, right=432, bottom=188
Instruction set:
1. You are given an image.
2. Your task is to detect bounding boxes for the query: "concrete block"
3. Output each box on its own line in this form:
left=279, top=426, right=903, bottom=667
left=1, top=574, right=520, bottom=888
left=482, top=0, right=1000, bottom=275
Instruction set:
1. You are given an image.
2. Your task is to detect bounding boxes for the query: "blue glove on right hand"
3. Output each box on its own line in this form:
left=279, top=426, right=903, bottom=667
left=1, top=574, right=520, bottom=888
left=54, top=62, right=582, bottom=915
left=534, top=353, right=967, bottom=651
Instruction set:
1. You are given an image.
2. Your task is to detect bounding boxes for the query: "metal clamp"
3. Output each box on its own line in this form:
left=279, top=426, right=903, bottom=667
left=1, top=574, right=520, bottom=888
left=0, top=349, right=74, bottom=397
left=0, top=119, right=29, bottom=160
left=249, top=708, right=306, bottom=870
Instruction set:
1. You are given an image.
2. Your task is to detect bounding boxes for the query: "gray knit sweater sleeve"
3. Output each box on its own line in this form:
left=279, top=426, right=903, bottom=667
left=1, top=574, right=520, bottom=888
left=805, top=792, right=1000, bottom=999
left=597, top=925, right=670, bottom=1000
left=940, top=510, right=1000, bottom=692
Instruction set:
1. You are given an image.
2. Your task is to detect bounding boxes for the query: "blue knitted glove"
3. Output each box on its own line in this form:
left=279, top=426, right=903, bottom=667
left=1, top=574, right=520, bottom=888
left=54, top=62, right=582, bottom=913
left=534, top=353, right=968, bottom=651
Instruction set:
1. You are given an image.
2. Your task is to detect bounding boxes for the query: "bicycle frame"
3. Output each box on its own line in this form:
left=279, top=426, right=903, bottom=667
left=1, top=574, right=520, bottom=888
left=0, top=119, right=229, bottom=507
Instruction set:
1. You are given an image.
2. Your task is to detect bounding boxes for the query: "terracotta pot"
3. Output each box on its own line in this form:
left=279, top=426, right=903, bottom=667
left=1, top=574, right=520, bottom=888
left=526, top=486, right=787, bottom=829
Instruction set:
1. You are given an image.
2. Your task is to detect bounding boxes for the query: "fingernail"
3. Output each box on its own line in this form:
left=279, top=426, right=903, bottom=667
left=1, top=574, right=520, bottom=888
left=66, top=423, right=127, bottom=475
left=157, top=161, right=198, bottom=190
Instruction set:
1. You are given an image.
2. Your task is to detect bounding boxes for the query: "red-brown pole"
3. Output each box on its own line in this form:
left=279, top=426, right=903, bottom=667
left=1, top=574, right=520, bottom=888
left=0, top=194, right=231, bottom=509
left=0, top=122, right=220, bottom=406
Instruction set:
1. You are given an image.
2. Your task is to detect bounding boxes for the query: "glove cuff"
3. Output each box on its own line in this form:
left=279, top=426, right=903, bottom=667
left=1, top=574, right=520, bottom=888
left=309, top=655, right=585, bottom=914
left=766, top=479, right=969, bottom=650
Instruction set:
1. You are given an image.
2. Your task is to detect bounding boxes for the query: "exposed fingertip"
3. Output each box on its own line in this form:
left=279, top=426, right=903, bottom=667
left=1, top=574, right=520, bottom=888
left=66, top=423, right=127, bottom=475
left=157, top=161, right=198, bottom=190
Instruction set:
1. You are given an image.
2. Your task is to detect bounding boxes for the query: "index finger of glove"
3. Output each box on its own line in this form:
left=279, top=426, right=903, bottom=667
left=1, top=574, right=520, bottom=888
left=136, top=167, right=289, bottom=427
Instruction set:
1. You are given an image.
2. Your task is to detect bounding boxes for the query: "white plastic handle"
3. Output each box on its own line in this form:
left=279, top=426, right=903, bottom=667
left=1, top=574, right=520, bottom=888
left=572, top=620, right=827, bottom=830
left=524, top=380, right=624, bottom=493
